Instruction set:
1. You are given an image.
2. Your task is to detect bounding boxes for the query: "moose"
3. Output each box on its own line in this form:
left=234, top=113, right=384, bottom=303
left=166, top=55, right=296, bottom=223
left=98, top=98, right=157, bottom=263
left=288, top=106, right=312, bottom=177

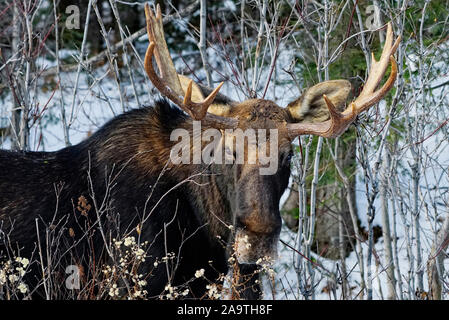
left=0, top=3, right=400, bottom=299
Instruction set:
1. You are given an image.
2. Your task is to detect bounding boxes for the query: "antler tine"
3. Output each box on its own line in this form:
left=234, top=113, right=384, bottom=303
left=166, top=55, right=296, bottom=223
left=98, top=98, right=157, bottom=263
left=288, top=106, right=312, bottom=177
left=144, top=42, right=184, bottom=107
left=144, top=3, right=184, bottom=97
left=349, top=23, right=401, bottom=115
left=363, top=23, right=394, bottom=94
left=287, top=22, right=400, bottom=139
left=183, top=80, right=225, bottom=119
left=144, top=3, right=229, bottom=124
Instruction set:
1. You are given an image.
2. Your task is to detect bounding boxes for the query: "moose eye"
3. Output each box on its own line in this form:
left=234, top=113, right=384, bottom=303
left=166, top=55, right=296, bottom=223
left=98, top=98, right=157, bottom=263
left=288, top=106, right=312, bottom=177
left=282, top=152, right=293, bottom=166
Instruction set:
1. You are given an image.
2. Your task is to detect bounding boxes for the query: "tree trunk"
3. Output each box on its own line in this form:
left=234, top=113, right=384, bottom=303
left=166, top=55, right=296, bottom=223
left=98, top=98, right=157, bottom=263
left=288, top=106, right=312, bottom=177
left=281, top=132, right=357, bottom=260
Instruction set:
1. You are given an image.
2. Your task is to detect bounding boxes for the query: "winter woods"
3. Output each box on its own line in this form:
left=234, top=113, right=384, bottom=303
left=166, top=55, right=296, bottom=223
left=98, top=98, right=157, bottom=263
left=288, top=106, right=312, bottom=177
left=0, top=0, right=448, bottom=300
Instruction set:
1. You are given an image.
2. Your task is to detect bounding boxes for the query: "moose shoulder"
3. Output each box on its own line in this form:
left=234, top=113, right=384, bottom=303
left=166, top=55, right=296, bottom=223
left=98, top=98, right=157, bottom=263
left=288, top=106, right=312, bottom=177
left=0, top=4, right=399, bottom=299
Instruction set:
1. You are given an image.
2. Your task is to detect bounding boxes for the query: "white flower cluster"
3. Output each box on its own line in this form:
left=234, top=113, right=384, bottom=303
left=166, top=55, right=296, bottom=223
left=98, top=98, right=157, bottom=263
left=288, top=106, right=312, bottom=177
left=241, top=235, right=252, bottom=250
left=161, top=252, right=175, bottom=263
left=113, top=237, right=147, bottom=263
left=163, top=283, right=189, bottom=300
left=151, top=252, right=176, bottom=270
left=108, top=284, right=119, bottom=297
left=206, top=284, right=221, bottom=299
left=0, top=257, right=30, bottom=295
left=234, top=234, right=251, bottom=252
left=256, top=256, right=275, bottom=278
left=195, top=268, right=205, bottom=278
left=102, top=236, right=150, bottom=299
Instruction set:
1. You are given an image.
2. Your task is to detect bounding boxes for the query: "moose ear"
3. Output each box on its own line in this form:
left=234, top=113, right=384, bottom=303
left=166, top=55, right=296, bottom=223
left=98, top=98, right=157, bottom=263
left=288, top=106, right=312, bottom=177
left=287, top=80, right=351, bottom=123
left=178, top=74, right=234, bottom=117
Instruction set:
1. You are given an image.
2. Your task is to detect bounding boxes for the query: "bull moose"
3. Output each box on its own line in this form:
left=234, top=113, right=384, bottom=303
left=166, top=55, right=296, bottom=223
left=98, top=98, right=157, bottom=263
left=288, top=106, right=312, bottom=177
left=0, top=4, right=400, bottom=299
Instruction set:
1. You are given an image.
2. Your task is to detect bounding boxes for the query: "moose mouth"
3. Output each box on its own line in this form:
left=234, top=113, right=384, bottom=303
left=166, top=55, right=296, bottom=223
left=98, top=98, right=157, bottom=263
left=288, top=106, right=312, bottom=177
left=233, top=229, right=279, bottom=265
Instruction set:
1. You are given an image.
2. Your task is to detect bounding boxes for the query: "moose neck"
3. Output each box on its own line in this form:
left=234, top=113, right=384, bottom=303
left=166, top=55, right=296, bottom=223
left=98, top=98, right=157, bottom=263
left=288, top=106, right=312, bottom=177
left=81, top=102, right=235, bottom=243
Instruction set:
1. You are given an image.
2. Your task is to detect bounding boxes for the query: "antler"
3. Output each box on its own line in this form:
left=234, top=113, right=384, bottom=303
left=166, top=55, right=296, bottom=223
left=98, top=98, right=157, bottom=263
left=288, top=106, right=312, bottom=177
left=144, top=3, right=237, bottom=129
left=287, top=23, right=401, bottom=139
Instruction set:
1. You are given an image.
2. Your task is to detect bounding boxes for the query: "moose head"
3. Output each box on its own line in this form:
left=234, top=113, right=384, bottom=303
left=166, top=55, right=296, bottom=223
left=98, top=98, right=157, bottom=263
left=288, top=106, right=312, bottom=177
left=143, top=4, right=400, bottom=265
